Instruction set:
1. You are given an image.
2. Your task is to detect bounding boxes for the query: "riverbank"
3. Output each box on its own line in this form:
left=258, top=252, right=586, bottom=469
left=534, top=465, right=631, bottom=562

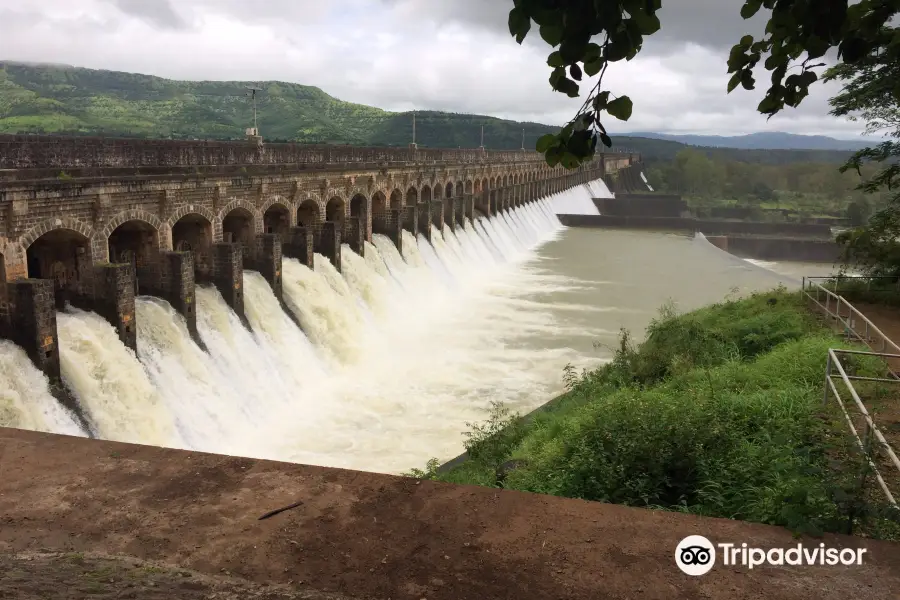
left=417, top=289, right=900, bottom=541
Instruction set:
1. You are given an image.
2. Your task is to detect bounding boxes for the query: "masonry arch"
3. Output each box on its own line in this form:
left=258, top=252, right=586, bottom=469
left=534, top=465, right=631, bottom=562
left=371, top=191, right=387, bottom=217
left=349, top=193, right=368, bottom=238
left=389, top=188, right=403, bottom=209
left=297, top=199, right=321, bottom=227
left=455, top=181, right=463, bottom=197
left=326, top=196, right=346, bottom=222
left=419, top=185, right=432, bottom=204
left=444, top=182, right=453, bottom=199
left=107, top=218, right=160, bottom=292
left=263, top=202, right=291, bottom=237
left=405, top=187, right=418, bottom=206
left=171, top=211, right=213, bottom=277
left=24, top=220, right=94, bottom=308
left=222, top=207, right=255, bottom=248
left=465, top=180, right=473, bottom=195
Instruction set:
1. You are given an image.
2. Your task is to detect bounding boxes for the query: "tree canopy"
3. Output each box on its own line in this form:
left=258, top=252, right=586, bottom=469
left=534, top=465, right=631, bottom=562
left=508, top=0, right=900, bottom=168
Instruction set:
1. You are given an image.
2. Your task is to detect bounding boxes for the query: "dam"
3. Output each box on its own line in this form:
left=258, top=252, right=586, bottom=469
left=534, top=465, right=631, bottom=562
left=0, top=135, right=808, bottom=473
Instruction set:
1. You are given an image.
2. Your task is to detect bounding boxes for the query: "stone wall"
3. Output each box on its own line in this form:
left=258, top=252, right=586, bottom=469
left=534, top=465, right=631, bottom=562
left=557, top=214, right=834, bottom=238
left=705, top=235, right=842, bottom=263
left=0, top=134, right=570, bottom=171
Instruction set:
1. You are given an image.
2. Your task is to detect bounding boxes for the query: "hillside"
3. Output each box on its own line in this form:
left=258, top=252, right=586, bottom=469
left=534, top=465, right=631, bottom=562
left=626, top=130, right=870, bottom=151
left=0, top=61, right=857, bottom=164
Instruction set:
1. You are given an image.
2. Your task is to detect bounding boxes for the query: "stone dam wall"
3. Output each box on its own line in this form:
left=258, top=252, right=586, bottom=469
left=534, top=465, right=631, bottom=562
left=0, top=134, right=638, bottom=400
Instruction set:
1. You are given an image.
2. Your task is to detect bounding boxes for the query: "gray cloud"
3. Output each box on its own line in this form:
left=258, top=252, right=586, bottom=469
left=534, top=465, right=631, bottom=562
left=109, top=0, right=188, bottom=29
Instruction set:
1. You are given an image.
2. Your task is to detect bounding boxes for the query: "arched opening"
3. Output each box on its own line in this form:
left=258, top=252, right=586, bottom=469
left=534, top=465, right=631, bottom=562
left=264, top=203, right=290, bottom=237
left=349, top=194, right=368, bottom=242
left=465, top=180, right=473, bottom=194
left=389, top=189, right=403, bottom=209
left=222, top=207, right=254, bottom=248
left=173, top=213, right=213, bottom=279
left=108, top=219, right=159, bottom=293
left=405, top=187, right=418, bottom=206
left=26, top=228, right=92, bottom=308
left=372, top=191, right=387, bottom=216
left=445, top=182, right=453, bottom=199
left=297, top=200, right=320, bottom=227
left=326, top=196, right=345, bottom=222
left=420, top=185, right=432, bottom=204
left=350, top=194, right=367, bottom=220
left=455, top=181, right=463, bottom=197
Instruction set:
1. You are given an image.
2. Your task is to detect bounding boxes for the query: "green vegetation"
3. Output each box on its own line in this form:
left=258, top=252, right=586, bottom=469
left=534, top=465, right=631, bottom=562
left=644, top=148, right=888, bottom=221
left=410, top=290, right=900, bottom=540
left=0, top=61, right=567, bottom=149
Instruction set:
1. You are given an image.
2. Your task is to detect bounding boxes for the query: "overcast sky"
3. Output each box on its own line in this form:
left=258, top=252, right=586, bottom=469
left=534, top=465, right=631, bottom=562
left=0, top=0, right=870, bottom=138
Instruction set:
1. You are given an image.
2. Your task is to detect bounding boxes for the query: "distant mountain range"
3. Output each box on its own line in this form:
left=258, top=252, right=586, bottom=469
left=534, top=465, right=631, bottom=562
left=623, top=131, right=870, bottom=151
left=0, top=61, right=868, bottom=164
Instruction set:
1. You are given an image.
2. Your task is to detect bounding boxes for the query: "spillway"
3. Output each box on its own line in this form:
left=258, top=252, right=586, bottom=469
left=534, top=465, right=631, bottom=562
left=0, top=177, right=804, bottom=474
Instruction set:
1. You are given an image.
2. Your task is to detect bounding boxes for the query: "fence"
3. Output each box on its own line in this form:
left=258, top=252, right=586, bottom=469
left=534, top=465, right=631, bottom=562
left=802, top=276, right=900, bottom=359
left=824, top=348, right=899, bottom=510
left=803, top=276, right=900, bottom=516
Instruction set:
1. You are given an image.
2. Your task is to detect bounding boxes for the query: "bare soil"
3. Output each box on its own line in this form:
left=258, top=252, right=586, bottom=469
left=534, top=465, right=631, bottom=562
left=1, top=428, right=899, bottom=600
left=0, top=551, right=353, bottom=599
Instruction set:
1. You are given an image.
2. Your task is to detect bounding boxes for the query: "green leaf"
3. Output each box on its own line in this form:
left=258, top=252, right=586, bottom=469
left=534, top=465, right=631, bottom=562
left=559, top=78, right=580, bottom=98
left=549, top=66, right=565, bottom=86
left=547, top=51, right=564, bottom=67
left=727, top=72, right=742, bottom=93
left=584, top=57, right=604, bottom=77
left=508, top=8, right=531, bottom=44
left=740, top=0, right=762, bottom=19
left=606, top=96, right=633, bottom=121
left=599, top=132, right=612, bottom=148
left=535, top=133, right=557, bottom=153
left=740, top=35, right=753, bottom=48
left=569, top=64, right=583, bottom=81
left=593, top=91, right=610, bottom=111
left=630, top=11, right=661, bottom=36
left=539, top=24, right=563, bottom=46
left=583, top=43, right=603, bottom=60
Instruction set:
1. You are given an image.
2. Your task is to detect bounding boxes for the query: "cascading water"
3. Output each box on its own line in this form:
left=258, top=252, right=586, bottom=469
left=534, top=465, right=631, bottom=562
left=57, top=308, right=178, bottom=446
left=0, top=340, right=84, bottom=435
left=7, top=177, right=646, bottom=473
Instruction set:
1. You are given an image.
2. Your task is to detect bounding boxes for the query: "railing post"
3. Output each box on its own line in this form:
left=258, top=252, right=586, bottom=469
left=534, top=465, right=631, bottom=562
left=823, top=352, right=832, bottom=406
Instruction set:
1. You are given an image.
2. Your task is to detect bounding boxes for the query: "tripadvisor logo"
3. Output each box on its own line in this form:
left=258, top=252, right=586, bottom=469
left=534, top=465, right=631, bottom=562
left=676, top=535, right=715, bottom=576
left=675, top=535, right=868, bottom=576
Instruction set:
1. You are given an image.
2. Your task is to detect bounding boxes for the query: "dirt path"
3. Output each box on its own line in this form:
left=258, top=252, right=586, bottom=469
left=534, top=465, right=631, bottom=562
left=1, top=429, right=899, bottom=600
left=0, top=551, right=354, bottom=599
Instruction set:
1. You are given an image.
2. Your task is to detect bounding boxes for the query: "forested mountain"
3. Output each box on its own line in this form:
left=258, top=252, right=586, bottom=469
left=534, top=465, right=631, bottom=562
left=0, top=61, right=857, bottom=166
left=625, top=131, right=870, bottom=151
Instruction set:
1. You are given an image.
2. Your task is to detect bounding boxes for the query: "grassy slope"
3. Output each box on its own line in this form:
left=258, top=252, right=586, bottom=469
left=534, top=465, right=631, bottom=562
left=421, top=290, right=899, bottom=540
left=0, top=62, right=855, bottom=164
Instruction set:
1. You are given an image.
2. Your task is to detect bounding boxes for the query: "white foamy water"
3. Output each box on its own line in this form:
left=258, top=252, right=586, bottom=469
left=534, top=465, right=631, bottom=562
left=0, top=340, right=85, bottom=435
left=6, top=176, right=787, bottom=474
left=57, top=308, right=177, bottom=445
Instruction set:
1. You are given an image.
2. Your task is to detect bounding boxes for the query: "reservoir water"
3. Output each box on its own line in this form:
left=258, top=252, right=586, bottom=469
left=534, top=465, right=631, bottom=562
left=0, top=180, right=835, bottom=474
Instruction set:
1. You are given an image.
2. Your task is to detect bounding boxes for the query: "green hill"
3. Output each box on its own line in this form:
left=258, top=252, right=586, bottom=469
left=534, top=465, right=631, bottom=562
left=0, top=61, right=856, bottom=165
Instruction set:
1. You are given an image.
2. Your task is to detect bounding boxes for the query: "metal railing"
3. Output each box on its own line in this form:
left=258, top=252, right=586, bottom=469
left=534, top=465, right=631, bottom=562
left=824, top=348, right=900, bottom=509
left=802, top=277, right=900, bottom=359
left=806, top=274, right=900, bottom=296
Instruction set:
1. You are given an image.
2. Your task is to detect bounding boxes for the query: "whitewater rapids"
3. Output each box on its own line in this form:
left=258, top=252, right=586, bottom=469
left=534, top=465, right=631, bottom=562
left=0, top=182, right=614, bottom=473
